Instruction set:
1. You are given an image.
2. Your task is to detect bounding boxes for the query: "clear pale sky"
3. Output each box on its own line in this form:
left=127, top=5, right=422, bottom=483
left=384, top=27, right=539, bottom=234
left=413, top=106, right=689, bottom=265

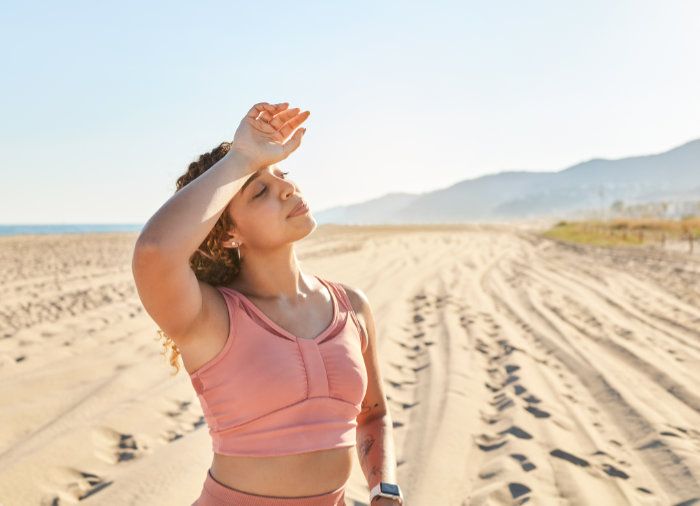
left=2, top=1, right=699, bottom=224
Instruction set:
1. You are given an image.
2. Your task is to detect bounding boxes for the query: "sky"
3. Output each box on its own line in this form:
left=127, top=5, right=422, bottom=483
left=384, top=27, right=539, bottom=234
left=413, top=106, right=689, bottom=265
left=2, top=0, right=699, bottom=224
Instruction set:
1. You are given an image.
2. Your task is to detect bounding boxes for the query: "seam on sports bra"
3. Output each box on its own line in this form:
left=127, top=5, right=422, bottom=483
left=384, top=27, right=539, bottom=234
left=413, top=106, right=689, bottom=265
left=219, top=277, right=339, bottom=343
left=329, top=281, right=368, bottom=353
left=210, top=396, right=357, bottom=435
left=236, top=299, right=295, bottom=342
left=326, top=281, right=347, bottom=310
left=348, top=306, right=368, bottom=354
left=327, top=395, right=361, bottom=408
left=295, top=338, right=310, bottom=399
left=318, top=343, right=331, bottom=395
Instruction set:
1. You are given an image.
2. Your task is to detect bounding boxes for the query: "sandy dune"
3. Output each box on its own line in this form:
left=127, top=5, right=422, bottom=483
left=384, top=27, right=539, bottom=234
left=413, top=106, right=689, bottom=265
left=1, top=224, right=699, bottom=505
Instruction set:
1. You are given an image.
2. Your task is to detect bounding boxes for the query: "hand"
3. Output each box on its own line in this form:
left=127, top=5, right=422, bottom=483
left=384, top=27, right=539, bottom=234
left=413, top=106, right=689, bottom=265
left=229, top=101, right=310, bottom=169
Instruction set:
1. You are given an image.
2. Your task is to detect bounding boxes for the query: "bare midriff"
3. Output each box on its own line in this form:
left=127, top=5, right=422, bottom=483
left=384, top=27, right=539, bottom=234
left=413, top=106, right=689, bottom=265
left=209, top=446, right=355, bottom=497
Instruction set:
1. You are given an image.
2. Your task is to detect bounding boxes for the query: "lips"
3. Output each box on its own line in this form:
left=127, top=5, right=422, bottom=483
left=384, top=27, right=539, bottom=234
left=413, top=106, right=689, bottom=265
left=288, top=200, right=309, bottom=217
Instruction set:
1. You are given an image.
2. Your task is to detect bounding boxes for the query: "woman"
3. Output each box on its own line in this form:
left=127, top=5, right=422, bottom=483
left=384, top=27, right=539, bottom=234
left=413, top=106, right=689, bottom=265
left=131, top=102, right=404, bottom=506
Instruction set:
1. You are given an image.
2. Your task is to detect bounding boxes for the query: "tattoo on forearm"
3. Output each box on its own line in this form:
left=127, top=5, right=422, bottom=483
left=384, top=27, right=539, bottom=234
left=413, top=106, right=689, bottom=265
left=369, top=464, right=380, bottom=479
left=359, top=435, right=375, bottom=457
left=360, top=399, right=379, bottom=417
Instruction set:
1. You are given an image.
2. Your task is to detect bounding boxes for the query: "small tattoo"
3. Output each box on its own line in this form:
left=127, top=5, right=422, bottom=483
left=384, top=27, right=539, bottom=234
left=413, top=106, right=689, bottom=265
left=360, top=400, right=380, bottom=416
left=369, top=465, right=380, bottom=478
left=360, top=435, right=375, bottom=457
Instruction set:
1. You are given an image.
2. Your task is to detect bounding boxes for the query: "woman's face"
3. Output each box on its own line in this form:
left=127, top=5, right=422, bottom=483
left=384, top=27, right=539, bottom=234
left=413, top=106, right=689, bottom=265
left=225, top=165, right=316, bottom=251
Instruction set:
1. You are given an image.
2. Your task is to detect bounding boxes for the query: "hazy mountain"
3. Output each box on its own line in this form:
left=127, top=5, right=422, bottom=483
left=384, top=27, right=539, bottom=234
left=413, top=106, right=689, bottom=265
left=314, top=138, right=700, bottom=224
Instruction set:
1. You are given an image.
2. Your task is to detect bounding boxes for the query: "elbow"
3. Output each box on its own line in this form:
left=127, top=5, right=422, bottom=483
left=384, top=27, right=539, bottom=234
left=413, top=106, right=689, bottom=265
left=133, top=237, right=158, bottom=261
left=134, top=229, right=162, bottom=251
left=357, top=410, right=390, bottom=427
left=131, top=236, right=165, bottom=275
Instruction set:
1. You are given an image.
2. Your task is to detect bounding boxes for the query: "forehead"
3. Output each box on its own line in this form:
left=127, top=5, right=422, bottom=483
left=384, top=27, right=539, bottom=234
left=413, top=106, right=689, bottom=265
left=239, top=165, right=283, bottom=194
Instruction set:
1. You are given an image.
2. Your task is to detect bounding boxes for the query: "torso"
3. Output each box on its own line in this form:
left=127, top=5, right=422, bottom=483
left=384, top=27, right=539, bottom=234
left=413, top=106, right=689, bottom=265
left=177, top=276, right=359, bottom=497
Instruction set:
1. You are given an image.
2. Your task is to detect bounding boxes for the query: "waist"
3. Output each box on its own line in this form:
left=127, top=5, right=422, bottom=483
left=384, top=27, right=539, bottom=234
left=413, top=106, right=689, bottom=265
left=211, top=446, right=354, bottom=497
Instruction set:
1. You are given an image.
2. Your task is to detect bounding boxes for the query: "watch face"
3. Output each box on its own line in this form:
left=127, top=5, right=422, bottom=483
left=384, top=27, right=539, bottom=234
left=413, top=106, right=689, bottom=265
left=380, top=483, right=400, bottom=495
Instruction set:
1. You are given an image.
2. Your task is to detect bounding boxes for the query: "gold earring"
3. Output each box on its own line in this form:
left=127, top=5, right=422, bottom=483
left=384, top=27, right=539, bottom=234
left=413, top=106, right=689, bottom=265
left=231, top=242, right=241, bottom=263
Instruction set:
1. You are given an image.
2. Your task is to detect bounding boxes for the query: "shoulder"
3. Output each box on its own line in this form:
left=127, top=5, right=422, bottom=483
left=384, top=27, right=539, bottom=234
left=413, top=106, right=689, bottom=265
left=335, top=282, right=374, bottom=352
left=336, top=282, right=369, bottom=316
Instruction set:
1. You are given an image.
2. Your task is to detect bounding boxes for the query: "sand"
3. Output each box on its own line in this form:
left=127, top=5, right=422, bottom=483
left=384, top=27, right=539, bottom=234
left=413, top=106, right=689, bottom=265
left=1, top=224, right=699, bottom=505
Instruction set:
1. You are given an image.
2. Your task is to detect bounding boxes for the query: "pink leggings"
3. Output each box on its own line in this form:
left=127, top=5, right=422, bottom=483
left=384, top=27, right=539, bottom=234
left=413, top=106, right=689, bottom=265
left=192, top=469, right=347, bottom=506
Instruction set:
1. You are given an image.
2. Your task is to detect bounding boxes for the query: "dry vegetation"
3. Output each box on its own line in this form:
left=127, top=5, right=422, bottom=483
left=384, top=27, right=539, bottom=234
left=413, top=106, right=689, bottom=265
left=542, top=217, right=700, bottom=251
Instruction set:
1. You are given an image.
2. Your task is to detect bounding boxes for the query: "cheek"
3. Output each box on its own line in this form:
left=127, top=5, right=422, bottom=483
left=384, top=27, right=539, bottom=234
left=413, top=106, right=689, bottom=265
left=263, top=199, right=288, bottom=218
left=240, top=201, right=287, bottom=233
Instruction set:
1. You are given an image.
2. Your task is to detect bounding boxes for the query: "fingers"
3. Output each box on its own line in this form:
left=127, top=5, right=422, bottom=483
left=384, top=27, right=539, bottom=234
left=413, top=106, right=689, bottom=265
left=245, top=101, right=289, bottom=120
left=259, top=104, right=290, bottom=123
left=242, top=102, right=309, bottom=146
left=278, top=110, right=311, bottom=139
left=269, top=107, right=300, bottom=130
left=281, top=127, right=307, bottom=158
left=245, top=102, right=275, bottom=119
left=249, top=118, right=278, bottom=134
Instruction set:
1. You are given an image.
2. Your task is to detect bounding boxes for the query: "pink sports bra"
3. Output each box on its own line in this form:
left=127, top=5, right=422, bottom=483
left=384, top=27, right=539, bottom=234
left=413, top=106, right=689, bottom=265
left=188, top=275, right=369, bottom=457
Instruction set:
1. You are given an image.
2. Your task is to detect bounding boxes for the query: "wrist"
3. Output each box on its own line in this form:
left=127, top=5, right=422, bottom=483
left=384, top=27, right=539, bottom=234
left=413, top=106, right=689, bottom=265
left=223, top=148, right=259, bottom=173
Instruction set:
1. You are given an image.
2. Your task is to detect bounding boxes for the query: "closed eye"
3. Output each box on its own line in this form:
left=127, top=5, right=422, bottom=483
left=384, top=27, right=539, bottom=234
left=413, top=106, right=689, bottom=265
left=254, top=171, right=289, bottom=198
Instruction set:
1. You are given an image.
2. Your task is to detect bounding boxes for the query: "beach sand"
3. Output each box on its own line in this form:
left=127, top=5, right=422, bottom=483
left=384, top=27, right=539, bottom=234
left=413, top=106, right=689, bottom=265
left=1, top=224, right=699, bottom=505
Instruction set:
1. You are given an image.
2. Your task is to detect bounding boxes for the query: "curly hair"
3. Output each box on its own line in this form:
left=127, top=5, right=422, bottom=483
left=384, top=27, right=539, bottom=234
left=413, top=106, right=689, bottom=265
left=157, top=141, right=245, bottom=375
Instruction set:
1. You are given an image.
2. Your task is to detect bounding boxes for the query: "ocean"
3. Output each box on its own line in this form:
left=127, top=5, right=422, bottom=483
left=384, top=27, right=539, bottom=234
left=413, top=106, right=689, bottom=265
left=0, top=224, right=145, bottom=236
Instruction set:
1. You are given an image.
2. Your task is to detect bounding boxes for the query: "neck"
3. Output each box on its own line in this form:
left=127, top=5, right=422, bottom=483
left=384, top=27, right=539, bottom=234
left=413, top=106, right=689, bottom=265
left=228, top=244, right=312, bottom=302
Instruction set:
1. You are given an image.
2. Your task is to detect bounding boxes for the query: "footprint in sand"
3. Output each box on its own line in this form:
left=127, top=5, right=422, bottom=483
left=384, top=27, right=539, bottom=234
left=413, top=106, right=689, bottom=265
left=386, top=394, right=420, bottom=411
left=475, top=425, right=533, bottom=451
left=524, top=403, right=550, bottom=418
left=475, top=435, right=508, bottom=452
left=510, top=453, right=537, bottom=472
left=405, top=350, right=427, bottom=360
left=160, top=399, right=206, bottom=443
left=410, top=363, right=430, bottom=373
left=601, top=463, right=629, bottom=479
left=589, top=450, right=631, bottom=479
left=475, top=339, right=490, bottom=355
left=43, top=468, right=113, bottom=504
left=92, top=426, right=152, bottom=464
left=513, top=384, right=527, bottom=396
left=395, top=341, right=422, bottom=352
left=479, top=410, right=500, bottom=425
left=508, top=482, right=532, bottom=501
left=500, top=425, right=533, bottom=439
left=489, top=392, right=515, bottom=412
left=550, top=448, right=589, bottom=467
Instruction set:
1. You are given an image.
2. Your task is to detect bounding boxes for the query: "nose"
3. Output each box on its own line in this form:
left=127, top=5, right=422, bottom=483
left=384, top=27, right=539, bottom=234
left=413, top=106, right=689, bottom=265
left=281, top=178, right=298, bottom=197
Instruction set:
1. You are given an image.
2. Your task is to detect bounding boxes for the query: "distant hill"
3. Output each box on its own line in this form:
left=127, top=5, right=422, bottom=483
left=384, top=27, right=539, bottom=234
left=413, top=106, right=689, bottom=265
left=314, top=138, right=700, bottom=224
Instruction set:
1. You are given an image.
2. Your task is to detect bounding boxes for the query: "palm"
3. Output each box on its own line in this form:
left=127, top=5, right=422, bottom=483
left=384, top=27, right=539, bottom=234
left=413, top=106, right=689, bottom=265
left=231, top=102, right=310, bottom=167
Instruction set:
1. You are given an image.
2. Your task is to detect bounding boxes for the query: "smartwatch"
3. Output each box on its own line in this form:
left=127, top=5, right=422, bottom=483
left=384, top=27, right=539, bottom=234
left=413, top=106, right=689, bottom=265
left=370, top=482, right=403, bottom=503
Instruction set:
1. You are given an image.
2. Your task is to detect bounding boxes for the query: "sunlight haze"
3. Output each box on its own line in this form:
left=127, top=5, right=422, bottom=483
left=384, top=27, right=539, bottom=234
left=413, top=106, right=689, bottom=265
left=2, top=0, right=698, bottom=224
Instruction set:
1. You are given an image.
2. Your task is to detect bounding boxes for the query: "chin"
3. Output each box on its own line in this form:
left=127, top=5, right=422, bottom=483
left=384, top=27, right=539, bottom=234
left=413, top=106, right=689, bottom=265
left=291, top=215, right=317, bottom=238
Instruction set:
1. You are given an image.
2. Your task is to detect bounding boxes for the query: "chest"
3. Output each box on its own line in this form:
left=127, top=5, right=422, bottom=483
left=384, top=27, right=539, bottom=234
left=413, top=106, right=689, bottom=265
left=192, top=319, right=368, bottom=430
left=247, top=298, right=335, bottom=342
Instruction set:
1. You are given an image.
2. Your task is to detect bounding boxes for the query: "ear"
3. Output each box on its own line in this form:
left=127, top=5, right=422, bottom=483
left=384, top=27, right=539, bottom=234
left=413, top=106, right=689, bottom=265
left=222, top=229, right=241, bottom=249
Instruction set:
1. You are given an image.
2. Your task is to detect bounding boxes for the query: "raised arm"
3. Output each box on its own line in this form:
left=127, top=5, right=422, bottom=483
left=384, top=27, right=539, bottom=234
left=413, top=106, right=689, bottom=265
left=136, top=149, right=253, bottom=255
left=131, top=101, right=309, bottom=341
left=135, top=101, right=306, bottom=254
